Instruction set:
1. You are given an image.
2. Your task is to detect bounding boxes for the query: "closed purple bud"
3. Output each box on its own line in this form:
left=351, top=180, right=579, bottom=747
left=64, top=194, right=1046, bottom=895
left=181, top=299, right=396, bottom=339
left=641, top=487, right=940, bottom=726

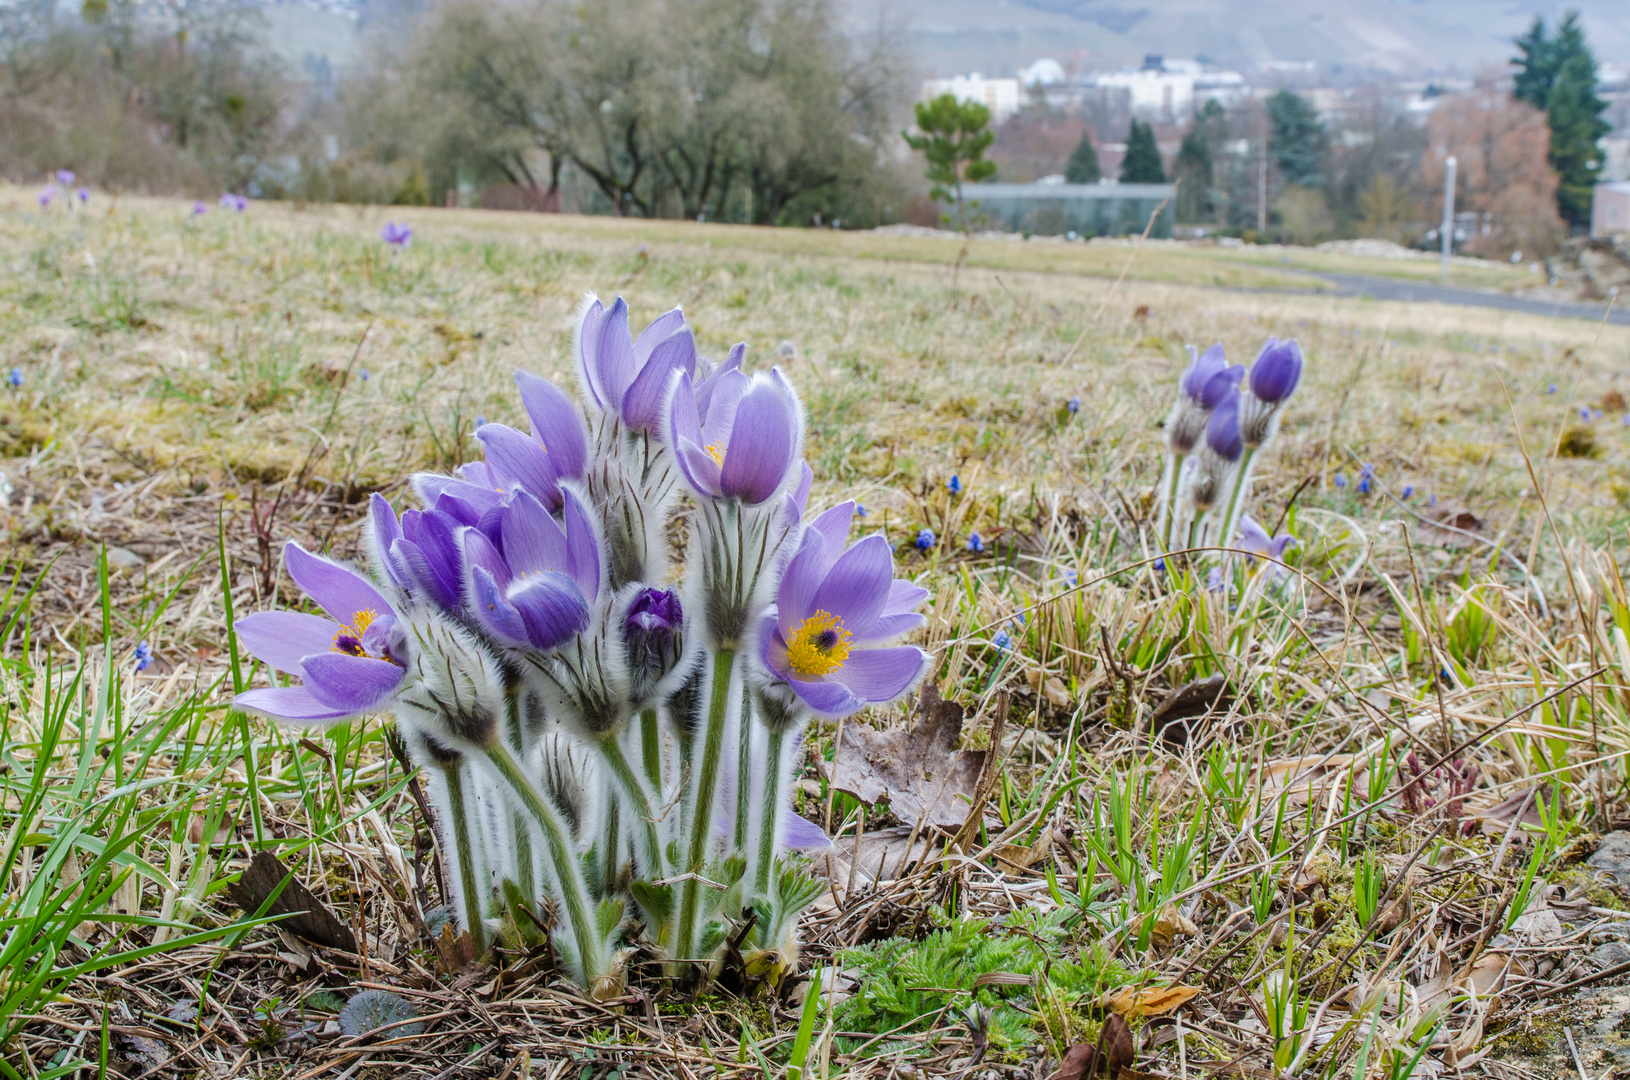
left=1249, top=338, right=1303, bottom=405
left=1204, top=395, right=1243, bottom=463
left=624, top=587, right=684, bottom=700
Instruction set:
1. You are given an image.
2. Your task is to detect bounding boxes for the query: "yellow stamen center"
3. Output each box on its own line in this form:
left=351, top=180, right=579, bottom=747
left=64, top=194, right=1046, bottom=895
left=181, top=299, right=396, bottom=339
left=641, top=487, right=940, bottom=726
left=332, top=608, right=379, bottom=657
left=705, top=441, right=727, bottom=467
left=786, top=611, right=852, bottom=677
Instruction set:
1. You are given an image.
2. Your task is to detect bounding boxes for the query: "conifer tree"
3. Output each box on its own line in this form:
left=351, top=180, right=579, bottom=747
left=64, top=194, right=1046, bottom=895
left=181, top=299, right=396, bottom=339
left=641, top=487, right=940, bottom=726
left=1065, top=131, right=1101, bottom=183
left=1120, top=119, right=1165, bottom=184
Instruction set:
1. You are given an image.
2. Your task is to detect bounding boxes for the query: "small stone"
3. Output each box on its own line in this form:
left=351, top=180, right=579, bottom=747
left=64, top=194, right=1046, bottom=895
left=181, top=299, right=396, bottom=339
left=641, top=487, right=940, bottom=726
left=107, top=547, right=144, bottom=570
left=1588, top=831, right=1630, bottom=886
left=1592, top=941, right=1630, bottom=970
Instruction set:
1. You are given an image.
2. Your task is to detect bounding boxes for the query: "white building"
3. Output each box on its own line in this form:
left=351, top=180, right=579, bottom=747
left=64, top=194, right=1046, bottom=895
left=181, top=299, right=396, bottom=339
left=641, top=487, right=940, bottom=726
left=1094, top=56, right=1246, bottom=123
left=1594, top=181, right=1630, bottom=237
left=1020, top=59, right=1066, bottom=87
left=921, top=73, right=1023, bottom=124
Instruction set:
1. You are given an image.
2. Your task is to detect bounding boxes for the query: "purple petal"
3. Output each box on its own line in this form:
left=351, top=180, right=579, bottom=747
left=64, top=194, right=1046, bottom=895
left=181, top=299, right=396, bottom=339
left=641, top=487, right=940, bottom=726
left=719, top=377, right=798, bottom=504
left=677, top=438, right=723, bottom=498
left=461, top=527, right=512, bottom=587
left=776, top=531, right=830, bottom=639
left=668, top=373, right=703, bottom=449
left=785, top=462, right=814, bottom=523
left=699, top=369, right=749, bottom=441
left=622, top=329, right=692, bottom=430
left=782, top=811, right=832, bottom=851
left=695, top=343, right=745, bottom=418
left=236, top=611, right=337, bottom=674
left=368, top=494, right=411, bottom=592
left=808, top=535, right=893, bottom=636
left=576, top=297, right=610, bottom=408
left=235, top=686, right=354, bottom=725
left=851, top=611, right=927, bottom=644
left=413, top=473, right=500, bottom=519
left=514, top=370, right=588, bottom=482
left=883, top=578, right=930, bottom=614
left=284, top=544, right=392, bottom=627
left=786, top=675, right=860, bottom=718
left=508, top=571, right=590, bottom=650
left=299, top=652, right=405, bottom=713
left=499, top=489, right=569, bottom=579
left=809, top=501, right=855, bottom=558
left=632, top=307, right=687, bottom=366
left=561, top=491, right=601, bottom=600
left=469, top=564, right=530, bottom=648
left=593, top=297, right=636, bottom=409
left=829, top=646, right=927, bottom=706
left=1181, top=342, right=1227, bottom=399
left=476, top=423, right=561, bottom=506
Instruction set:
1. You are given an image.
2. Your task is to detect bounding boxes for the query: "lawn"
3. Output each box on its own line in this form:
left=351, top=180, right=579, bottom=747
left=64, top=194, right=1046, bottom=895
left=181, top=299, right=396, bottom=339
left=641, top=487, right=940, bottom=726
left=3, top=187, right=1630, bottom=1078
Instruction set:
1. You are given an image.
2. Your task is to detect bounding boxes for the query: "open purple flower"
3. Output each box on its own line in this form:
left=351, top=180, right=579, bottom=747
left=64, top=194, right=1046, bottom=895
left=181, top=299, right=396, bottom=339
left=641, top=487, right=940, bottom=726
left=1236, top=514, right=1295, bottom=565
left=37, top=189, right=52, bottom=208
left=668, top=367, right=802, bottom=505
left=234, top=544, right=408, bottom=724
left=758, top=502, right=929, bottom=719
left=381, top=221, right=413, bottom=248
left=56, top=170, right=75, bottom=186
left=417, top=374, right=587, bottom=513
left=369, top=493, right=472, bottom=614
left=461, top=489, right=601, bottom=652
left=578, top=295, right=697, bottom=431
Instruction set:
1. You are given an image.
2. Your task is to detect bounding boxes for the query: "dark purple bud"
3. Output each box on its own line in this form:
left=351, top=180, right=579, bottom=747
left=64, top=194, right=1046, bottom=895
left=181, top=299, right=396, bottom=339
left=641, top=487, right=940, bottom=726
left=1197, top=364, right=1245, bottom=410
left=1249, top=338, right=1304, bottom=405
left=1179, top=343, right=1228, bottom=400
left=624, top=587, right=685, bottom=701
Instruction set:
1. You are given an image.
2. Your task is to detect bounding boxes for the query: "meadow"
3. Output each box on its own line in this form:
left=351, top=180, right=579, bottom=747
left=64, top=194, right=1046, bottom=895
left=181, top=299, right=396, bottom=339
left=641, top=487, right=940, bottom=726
left=2, top=186, right=1630, bottom=1079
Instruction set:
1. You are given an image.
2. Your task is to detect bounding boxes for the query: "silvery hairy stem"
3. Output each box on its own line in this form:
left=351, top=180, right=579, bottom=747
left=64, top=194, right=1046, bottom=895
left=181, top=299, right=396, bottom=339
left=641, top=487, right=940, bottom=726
left=675, top=647, right=736, bottom=965
left=431, top=757, right=487, bottom=953
left=585, top=413, right=680, bottom=591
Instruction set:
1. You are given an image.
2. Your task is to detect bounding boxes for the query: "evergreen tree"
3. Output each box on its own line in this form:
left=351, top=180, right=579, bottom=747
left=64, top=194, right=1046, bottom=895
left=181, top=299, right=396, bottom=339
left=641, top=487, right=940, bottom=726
left=1267, top=89, right=1326, bottom=188
left=902, top=93, right=997, bottom=232
left=1509, top=10, right=1609, bottom=231
left=1174, top=101, right=1223, bottom=222
left=1119, top=119, right=1164, bottom=184
left=1065, top=131, right=1101, bottom=183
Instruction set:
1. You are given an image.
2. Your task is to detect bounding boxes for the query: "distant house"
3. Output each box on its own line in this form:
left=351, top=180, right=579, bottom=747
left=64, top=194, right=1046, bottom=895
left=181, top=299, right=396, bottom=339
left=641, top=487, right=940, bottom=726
left=943, top=182, right=1177, bottom=238
left=1593, top=182, right=1630, bottom=237
left=920, top=74, right=1022, bottom=124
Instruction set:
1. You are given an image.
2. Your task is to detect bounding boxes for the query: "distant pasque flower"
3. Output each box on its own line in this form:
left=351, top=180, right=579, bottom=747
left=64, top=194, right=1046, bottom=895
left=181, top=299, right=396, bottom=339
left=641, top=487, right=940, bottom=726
left=56, top=170, right=75, bottom=186
left=1236, top=514, right=1295, bottom=566
left=381, top=221, right=413, bottom=248
left=234, top=544, right=408, bottom=724
left=37, top=189, right=52, bottom=208
left=758, top=504, right=928, bottom=719
left=578, top=295, right=697, bottom=432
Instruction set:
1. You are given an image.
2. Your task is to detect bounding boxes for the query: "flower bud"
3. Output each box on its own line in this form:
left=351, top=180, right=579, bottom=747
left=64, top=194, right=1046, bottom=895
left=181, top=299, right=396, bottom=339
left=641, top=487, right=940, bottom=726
left=624, top=587, right=684, bottom=703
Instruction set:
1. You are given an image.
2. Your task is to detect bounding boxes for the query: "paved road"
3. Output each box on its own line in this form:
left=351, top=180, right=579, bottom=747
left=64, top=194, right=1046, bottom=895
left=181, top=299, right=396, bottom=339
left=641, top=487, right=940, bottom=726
left=1314, top=272, right=1630, bottom=327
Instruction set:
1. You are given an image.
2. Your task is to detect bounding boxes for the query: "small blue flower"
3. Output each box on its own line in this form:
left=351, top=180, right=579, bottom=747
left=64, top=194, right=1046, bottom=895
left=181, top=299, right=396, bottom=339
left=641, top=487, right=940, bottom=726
left=967, top=532, right=986, bottom=553
left=1206, top=567, right=1224, bottom=592
left=1547, top=382, right=1558, bottom=394
left=1067, top=396, right=1081, bottom=413
left=947, top=475, right=962, bottom=495
left=1623, top=415, right=1630, bottom=427
left=359, top=369, right=371, bottom=381
left=1357, top=477, right=1371, bottom=494
left=1428, top=493, right=1438, bottom=506
left=1015, top=611, right=1027, bottom=626
left=133, top=641, right=153, bottom=672
left=856, top=504, right=868, bottom=517
left=993, top=629, right=1012, bottom=651
left=1334, top=473, right=1348, bottom=488
left=1359, top=462, right=1375, bottom=480
left=1064, top=568, right=1078, bottom=587
left=1593, top=408, right=1603, bottom=419
left=915, top=527, right=935, bottom=551
left=1401, top=485, right=1414, bottom=499
left=475, top=414, right=486, bottom=428
left=6, top=368, right=21, bottom=389
left=76, top=188, right=89, bottom=204
left=1153, top=558, right=1166, bottom=574
left=1581, top=406, right=1592, bottom=420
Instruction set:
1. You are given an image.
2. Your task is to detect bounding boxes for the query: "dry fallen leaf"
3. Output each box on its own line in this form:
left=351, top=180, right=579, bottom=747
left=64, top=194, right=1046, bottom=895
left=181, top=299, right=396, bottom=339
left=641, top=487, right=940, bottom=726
left=1150, top=904, right=1199, bottom=948
left=1027, top=665, right=1071, bottom=707
left=1100, top=984, right=1200, bottom=1017
left=995, top=825, right=1054, bottom=871
left=1051, top=1012, right=1134, bottom=1079
left=1148, top=674, right=1230, bottom=750
left=1103, top=1014, right=1135, bottom=1072
left=830, top=684, right=988, bottom=829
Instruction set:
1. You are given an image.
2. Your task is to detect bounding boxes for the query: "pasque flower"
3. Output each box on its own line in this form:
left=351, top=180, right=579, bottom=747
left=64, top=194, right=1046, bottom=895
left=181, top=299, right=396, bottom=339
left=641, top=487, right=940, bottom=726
left=462, top=489, right=601, bottom=652
left=578, top=295, right=697, bottom=432
left=1238, top=337, right=1303, bottom=448
left=234, top=543, right=408, bottom=723
left=1236, top=514, right=1296, bottom=566
left=381, top=221, right=413, bottom=248
left=1166, top=343, right=1244, bottom=455
left=759, top=503, right=929, bottom=719
left=418, top=372, right=588, bottom=514
left=668, top=367, right=802, bottom=504
left=624, top=587, right=684, bottom=703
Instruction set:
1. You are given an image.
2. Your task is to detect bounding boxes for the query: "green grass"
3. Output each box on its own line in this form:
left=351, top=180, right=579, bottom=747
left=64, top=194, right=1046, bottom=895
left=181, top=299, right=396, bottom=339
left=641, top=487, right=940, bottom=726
left=2, top=185, right=1628, bottom=1077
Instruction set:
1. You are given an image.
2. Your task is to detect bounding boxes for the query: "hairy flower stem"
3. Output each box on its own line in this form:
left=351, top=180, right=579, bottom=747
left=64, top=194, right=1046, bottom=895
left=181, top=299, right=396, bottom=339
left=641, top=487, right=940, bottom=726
left=503, top=689, right=536, bottom=903
left=676, top=648, right=735, bottom=963
left=480, top=740, right=609, bottom=995
left=734, top=682, right=752, bottom=850
left=601, top=796, right=622, bottom=896
left=1160, top=451, right=1187, bottom=552
left=596, top=736, right=663, bottom=879
left=752, top=724, right=788, bottom=899
left=639, top=707, right=662, bottom=790
left=439, top=762, right=487, bottom=954
left=1216, top=446, right=1257, bottom=555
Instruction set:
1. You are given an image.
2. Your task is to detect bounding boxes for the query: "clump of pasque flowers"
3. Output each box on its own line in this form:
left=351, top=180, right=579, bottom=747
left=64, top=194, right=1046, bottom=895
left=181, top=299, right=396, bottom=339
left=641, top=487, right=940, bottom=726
left=230, top=293, right=928, bottom=999
left=1159, top=337, right=1303, bottom=573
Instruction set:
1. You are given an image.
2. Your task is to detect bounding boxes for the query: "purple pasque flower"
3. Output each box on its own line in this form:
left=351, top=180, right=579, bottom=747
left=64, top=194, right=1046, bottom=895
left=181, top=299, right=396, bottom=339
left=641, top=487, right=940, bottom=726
left=191, top=201, right=207, bottom=216
left=578, top=294, right=697, bottom=432
left=220, top=192, right=248, bottom=211
left=369, top=492, right=472, bottom=614
left=381, top=221, right=413, bottom=248
left=420, top=373, right=588, bottom=514
left=1239, top=337, right=1303, bottom=448
left=1167, top=343, right=1244, bottom=455
left=1236, top=514, right=1295, bottom=566
left=783, top=460, right=814, bottom=525
left=758, top=502, right=929, bottom=719
left=1204, top=391, right=1244, bottom=463
left=234, top=543, right=408, bottom=724
left=624, top=587, right=684, bottom=700
left=668, top=365, right=802, bottom=505
left=56, top=170, right=75, bottom=186
left=37, top=189, right=53, bottom=208
left=76, top=188, right=89, bottom=204
left=461, top=489, right=601, bottom=652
